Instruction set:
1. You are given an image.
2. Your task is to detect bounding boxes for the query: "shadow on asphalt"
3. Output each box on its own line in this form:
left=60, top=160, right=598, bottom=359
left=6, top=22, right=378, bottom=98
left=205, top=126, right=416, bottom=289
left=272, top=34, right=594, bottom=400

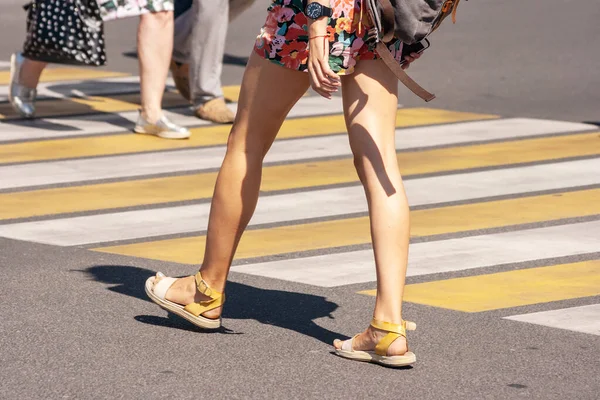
left=84, top=265, right=344, bottom=345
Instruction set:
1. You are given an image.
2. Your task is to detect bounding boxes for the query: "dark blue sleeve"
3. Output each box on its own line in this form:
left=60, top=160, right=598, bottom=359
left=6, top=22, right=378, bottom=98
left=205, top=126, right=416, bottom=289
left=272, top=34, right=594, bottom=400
left=174, top=0, right=194, bottom=19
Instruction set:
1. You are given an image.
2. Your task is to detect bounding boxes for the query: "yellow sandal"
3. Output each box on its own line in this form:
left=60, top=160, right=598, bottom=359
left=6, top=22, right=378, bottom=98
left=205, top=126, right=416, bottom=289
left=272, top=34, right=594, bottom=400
left=334, top=319, right=417, bottom=367
left=145, top=271, right=224, bottom=330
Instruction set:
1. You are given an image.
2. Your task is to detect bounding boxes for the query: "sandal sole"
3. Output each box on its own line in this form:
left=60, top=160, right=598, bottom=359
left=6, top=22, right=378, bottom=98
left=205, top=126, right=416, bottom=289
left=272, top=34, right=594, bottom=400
left=144, top=277, right=221, bottom=330
left=335, top=349, right=416, bottom=367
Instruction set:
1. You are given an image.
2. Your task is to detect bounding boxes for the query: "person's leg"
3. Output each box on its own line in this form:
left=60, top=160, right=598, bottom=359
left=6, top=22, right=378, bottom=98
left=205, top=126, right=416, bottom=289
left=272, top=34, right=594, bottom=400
left=188, top=0, right=234, bottom=123
left=333, top=59, right=410, bottom=356
left=172, top=7, right=193, bottom=63
left=154, top=53, right=310, bottom=317
left=8, top=53, right=46, bottom=118
left=170, top=7, right=193, bottom=101
left=137, top=11, right=174, bottom=122
left=136, top=10, right=190, bottom=139
left=170, top=0, right=255, bottom=107
left=18, top=58, right=47, bottom=88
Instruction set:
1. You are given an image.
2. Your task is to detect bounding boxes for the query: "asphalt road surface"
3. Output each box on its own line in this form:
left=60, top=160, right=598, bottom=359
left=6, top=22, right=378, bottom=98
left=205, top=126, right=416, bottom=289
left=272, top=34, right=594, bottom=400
left=0, top=1, right=599, bottom=399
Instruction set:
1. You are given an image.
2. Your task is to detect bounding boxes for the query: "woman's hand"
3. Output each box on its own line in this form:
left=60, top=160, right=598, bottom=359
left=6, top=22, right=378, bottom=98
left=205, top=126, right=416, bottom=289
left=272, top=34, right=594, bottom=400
left=308, top=35, right=341, bottom=99
left=401, top=52, right=422, bottom=70
left=306, top=2, right=340, bottom=99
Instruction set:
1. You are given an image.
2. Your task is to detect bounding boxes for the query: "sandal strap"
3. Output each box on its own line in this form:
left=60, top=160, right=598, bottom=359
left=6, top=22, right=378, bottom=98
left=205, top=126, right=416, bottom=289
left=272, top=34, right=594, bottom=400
left=375, top=332, right=403, bottom=356
left=371, top=318, right=414, bottom=357
left=370, top=318, right=408, bottom=336
left=183, top=271, right=225, bottom=317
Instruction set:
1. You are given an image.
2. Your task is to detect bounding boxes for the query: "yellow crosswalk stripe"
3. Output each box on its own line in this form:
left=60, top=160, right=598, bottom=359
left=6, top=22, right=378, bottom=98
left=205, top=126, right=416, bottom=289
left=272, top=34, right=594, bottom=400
left=94, top=187, right=600, bottom=264
left=0, top=108, right=494, bottom=164
left=221, top=85, right=242, bottom=103
left=0, top=91, right=189, bottom=120
left=2, top=132, right=598, bottom=220
left=0, top=68, right=129, bottom=86
left=360, top=260, right=600, bottom=312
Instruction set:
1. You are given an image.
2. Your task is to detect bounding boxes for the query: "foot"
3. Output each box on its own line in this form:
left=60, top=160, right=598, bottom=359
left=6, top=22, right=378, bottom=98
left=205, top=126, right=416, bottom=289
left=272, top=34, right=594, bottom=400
left=134, top=112, right=191, bottom=139
left=152, top=274, right=222, bottom=320
left=194, top=98, right=235, bottom=124
left=9, top=53, right=36, bottom=119
left=170, top=61, right=191, bottom=102
left=333, top=324, right=409, bottom=356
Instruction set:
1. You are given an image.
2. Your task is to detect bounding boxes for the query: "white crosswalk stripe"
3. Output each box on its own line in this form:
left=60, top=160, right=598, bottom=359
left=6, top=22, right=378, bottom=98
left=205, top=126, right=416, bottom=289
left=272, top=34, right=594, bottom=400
left=231, top=221, right=600, bottom=286
left=0, top=76, right=147, bottom=102
left=0, top=95, right=346, bottom=142
left=504, top=304, right=600, bottom=336
left=0, top=117, right=594, bottom=189
left=1, top=158, right=599, bottom=245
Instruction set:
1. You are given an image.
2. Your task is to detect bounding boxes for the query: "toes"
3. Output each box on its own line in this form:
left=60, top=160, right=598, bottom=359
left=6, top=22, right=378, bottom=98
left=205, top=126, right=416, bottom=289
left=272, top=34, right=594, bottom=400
left=334, top=337, right=355, bottom=351
left=152, top=272, right=165, bottom=289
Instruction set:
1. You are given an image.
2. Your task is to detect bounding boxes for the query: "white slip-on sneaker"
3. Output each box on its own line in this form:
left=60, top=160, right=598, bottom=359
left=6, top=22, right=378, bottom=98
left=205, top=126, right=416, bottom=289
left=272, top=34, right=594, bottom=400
left=134, top=112, right=191, bottom=139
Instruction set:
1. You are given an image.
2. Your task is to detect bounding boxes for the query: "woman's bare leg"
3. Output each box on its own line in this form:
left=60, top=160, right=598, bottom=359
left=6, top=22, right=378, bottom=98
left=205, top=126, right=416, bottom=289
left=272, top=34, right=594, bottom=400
left=138, top=11, right=173, bottom=122
left=18, top=58, right=47, bottom=88
left=334, top=59, right=410, bottom=356
left=158, top=53, right=310, bottom=316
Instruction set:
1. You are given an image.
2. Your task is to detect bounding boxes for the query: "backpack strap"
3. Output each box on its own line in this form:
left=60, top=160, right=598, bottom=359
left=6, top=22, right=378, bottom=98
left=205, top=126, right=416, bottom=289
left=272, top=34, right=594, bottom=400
left=374, top=41, right=436, bottom=102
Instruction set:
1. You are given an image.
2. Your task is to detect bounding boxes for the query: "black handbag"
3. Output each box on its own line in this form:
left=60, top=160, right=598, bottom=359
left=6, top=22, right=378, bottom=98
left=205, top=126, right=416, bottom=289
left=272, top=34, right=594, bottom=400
left=22, top=0, right=107, bottom=66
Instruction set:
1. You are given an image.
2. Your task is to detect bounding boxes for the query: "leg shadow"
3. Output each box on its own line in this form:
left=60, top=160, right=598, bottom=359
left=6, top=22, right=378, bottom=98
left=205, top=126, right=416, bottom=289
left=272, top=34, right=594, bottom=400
left=83, top=265, right=343, bottom=345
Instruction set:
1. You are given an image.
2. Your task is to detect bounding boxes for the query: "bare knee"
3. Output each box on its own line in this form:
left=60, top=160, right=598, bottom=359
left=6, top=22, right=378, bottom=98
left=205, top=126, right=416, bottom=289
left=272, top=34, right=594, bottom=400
left=226, top=122, right=271, bottom=162
left=352, top=149, right=400, bottom=196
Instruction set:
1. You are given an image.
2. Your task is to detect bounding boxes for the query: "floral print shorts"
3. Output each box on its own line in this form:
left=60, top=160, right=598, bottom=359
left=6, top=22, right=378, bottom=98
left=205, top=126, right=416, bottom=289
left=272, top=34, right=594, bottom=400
left=253, top=0, right=403, bottom=75
left=98, top=0, right=174, bottom=21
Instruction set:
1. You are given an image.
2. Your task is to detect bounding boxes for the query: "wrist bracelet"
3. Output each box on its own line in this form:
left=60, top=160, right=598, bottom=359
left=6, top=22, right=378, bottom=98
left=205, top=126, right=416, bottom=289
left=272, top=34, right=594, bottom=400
left=309, top=34, right=329, bottom=40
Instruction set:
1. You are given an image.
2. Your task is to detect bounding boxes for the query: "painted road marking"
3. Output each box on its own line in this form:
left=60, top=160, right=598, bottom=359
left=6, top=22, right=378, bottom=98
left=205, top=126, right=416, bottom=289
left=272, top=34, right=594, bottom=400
left=88, top=188, right=600, bottom=262
left=0, top=95, right=343, bottom=143
left=0, top=76, right=147, bottom=102
left=504, top=304, right=600, bottom=336
left=0, top=91, right=190, bottom=120
left=0, top=112, right=592, bottom=147
left=0, top=79, right=240, bottom=103
left=0, top=68, right=129, bottom=86
left=2, top=117, right=583, bottom=190
left=4, top=156, right=600, bottom=242
left=0, top=108, right=495, bottom=164
left=2, top=156, right=600, bottom=242
left=0, top=123, right=597, bottom=193
left=360, top=260, right=600, bottom=312
left=230, top=221, right=600, bottom=287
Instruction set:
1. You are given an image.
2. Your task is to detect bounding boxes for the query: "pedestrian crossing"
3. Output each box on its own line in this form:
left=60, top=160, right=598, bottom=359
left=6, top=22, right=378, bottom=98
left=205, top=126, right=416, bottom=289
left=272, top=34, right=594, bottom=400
left=0, top=67, right=129, bottom=86
left=0, top=65, right=599, bottom=336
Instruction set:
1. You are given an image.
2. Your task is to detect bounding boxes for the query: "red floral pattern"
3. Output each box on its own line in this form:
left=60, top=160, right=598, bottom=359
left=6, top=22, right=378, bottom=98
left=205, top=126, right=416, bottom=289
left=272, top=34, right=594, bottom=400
left=254, top=0, right=403, bottom=75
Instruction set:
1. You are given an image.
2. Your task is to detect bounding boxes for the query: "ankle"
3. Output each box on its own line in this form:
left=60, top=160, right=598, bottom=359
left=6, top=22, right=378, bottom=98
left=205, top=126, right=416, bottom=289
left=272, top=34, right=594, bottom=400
left=198, top=269, right=227, bottom=294
left=141, top=108, right=163, bottom=123
left=372, top=312, right=403, bottom=325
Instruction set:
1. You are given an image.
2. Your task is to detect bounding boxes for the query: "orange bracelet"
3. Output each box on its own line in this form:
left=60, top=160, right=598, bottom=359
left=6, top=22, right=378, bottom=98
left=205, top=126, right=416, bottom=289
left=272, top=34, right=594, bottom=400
left=309, top=34, right=329, bottom=40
